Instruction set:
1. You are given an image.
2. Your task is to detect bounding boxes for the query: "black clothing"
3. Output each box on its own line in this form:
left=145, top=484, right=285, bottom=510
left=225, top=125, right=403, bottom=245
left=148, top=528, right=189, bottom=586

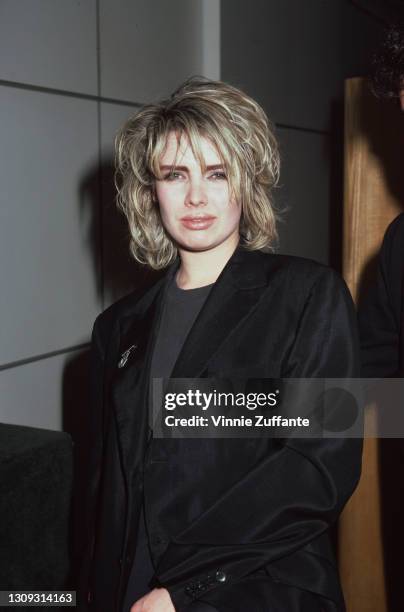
left=359, top=212, right=404, bottom=377
left=122, top=506, right=154, bottom=610
left=81, top=245, right=362, bottom=612
left=150, top=279, right=214, bottom=382
left=184, top=603, right=219, bottom=612
left=123, top=279, right=213, bottom=611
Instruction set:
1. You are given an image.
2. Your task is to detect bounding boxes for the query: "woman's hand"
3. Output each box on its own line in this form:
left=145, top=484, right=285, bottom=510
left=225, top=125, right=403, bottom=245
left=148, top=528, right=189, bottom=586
left=130, top=588, right=175, bottom=611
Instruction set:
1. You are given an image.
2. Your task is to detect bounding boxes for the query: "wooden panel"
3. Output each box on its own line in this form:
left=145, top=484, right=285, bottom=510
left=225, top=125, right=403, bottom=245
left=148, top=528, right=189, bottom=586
left=343, top=77, right=403, bottom=301
left=340, top=77, right=403, bottom=612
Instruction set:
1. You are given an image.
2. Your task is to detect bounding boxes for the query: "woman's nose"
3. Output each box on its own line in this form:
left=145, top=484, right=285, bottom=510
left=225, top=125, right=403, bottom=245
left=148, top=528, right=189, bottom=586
left=185, top=178, right=207, bottom=207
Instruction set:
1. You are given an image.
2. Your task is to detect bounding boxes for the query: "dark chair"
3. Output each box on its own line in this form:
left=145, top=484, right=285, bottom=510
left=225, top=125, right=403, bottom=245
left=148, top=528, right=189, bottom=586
left=0, top=423, right=73, bottom=592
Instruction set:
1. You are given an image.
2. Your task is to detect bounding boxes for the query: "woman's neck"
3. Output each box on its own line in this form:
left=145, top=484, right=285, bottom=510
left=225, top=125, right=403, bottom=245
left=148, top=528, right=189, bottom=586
left=176, top=235, right=240, bottom=289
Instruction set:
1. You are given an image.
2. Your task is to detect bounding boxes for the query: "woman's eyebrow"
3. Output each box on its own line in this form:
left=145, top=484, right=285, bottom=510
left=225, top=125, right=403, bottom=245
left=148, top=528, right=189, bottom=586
left=159, top=164, right=224, bottom=171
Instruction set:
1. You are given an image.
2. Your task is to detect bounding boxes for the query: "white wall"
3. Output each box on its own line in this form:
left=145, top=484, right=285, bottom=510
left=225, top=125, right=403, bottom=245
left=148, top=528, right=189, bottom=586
left=0, top=0, right=220, bottom=431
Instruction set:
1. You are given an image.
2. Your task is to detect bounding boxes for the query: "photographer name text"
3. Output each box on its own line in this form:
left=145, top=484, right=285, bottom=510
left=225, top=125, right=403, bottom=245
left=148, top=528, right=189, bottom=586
left=164, top=414, right=310, bottom=428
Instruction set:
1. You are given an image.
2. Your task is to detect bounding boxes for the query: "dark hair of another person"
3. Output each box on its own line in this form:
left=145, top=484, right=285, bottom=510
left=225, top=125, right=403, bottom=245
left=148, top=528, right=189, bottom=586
left=372, top=23, right=404, bottom=98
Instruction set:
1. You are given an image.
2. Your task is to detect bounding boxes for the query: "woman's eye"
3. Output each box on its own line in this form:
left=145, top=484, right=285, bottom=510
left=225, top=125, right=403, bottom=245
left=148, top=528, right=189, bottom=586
left=209, top=172, right=227, bottom=180
left=164, top=172, right=182, bottom=181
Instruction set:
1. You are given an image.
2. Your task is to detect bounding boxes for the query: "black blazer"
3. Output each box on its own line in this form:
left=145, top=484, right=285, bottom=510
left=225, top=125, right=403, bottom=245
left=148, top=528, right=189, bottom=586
left=80, top=246, right=362, bottom=612
left=359, top=213, right=404, bottom=377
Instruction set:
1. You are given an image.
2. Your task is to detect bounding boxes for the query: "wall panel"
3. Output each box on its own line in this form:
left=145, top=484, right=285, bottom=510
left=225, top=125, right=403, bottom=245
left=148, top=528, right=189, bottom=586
left=0, top=87, right=101, bottom=365
left=0, top=0, right=97, bottom=94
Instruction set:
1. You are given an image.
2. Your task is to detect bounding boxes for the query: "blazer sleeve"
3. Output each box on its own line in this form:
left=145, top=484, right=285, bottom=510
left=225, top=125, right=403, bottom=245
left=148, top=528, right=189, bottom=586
left=359, top=213, right=404, bottom=377
left=154, top=266, right=362, bottom=609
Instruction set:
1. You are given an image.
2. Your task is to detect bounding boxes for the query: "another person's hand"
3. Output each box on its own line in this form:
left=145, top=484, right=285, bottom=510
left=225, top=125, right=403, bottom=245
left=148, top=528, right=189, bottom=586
left=130, top=587, right=175, bottom=611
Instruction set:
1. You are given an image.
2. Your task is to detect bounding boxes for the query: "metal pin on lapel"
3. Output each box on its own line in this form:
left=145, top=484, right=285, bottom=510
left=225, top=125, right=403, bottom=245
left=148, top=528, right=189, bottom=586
left=118, top=344, right=137, bottom=368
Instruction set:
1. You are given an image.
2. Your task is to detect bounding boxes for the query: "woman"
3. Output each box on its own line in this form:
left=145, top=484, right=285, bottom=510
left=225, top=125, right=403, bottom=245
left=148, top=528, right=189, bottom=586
left=80, top=77, right=362, bottom=612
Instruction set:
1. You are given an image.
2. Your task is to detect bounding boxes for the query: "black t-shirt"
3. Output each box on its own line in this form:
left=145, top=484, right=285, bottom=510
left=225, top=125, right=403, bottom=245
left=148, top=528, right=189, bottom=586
left=122, top=277, right=213, bottom=611
left=150, top=277, right=214, bottom=380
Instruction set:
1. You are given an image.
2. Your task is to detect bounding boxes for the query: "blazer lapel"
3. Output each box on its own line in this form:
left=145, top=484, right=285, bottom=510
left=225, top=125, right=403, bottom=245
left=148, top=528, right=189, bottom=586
left=171, top=246, right=268, bottom=378
left=110, top=262, right=179, bottom=482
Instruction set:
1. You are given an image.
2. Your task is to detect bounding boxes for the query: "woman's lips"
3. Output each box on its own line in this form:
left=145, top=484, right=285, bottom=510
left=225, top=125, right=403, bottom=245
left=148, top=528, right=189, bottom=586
left=180, top=216, right=216, bottom=230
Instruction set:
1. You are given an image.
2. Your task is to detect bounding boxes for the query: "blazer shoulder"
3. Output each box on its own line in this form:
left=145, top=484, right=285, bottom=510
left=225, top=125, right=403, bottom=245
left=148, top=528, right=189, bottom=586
left=256, top=250, right=344, bottom=290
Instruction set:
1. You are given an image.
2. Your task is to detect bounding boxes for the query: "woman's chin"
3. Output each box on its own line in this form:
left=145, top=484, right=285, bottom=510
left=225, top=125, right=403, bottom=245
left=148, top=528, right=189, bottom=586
left=176, top=234, right=218, bottom=252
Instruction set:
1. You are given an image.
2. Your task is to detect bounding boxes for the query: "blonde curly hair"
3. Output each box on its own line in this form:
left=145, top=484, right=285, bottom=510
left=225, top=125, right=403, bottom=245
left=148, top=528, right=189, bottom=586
left=115, top=76, right=280, bottom=269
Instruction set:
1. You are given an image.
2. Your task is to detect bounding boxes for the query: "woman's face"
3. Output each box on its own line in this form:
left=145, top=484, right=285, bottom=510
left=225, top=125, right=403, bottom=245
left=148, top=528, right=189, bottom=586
left=155, top=131, right=241, bottom=254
